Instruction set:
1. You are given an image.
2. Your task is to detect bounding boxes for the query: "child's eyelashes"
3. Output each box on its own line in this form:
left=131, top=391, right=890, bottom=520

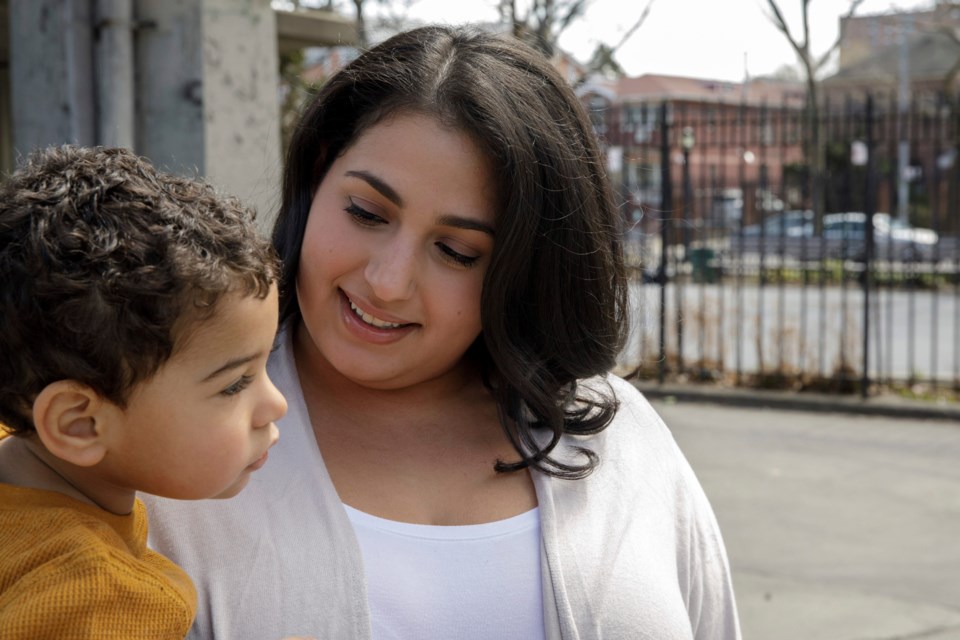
left=221, top=375, right=254, bottom=397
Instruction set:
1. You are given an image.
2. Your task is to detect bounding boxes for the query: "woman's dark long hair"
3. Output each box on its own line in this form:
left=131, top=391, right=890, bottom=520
left=274, top=25, right=629, bottom=479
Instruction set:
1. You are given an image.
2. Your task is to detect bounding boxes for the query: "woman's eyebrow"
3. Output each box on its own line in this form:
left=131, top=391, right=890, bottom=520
left=344, top=170, right=403, bottom=207
left=345, top=169, right=494, bottom=236
left=437, top=214, right=494, bottom=237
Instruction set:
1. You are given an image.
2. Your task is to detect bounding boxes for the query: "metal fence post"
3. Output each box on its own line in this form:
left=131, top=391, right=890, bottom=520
left=659, top=101, right=672, bottom=384
left=862, top=96, right=876, bottom=399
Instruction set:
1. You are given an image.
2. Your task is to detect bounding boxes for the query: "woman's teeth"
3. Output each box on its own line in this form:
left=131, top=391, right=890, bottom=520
left=349, top=300, right=403, bottom=329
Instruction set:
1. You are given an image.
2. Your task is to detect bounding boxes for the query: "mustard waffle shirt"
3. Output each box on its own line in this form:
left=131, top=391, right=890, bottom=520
left=0, top=483, right=197, bottom=639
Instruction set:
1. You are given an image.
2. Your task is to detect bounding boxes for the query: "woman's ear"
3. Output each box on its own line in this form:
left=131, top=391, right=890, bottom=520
left=32, top=381, right=110, bottom=467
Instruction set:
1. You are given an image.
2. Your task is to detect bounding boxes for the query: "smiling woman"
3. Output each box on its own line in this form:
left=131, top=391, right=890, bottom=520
left=296, top=112, right=494, bottom=389
left=143, top=24, right=742, bottom=640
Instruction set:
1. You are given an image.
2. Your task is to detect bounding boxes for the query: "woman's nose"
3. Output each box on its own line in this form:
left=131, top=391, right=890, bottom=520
left=364, top=242, right=417, bottom=302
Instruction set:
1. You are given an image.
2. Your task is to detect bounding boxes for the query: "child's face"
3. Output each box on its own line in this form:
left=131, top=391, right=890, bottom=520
left=99, top=284, right=286, bottom=500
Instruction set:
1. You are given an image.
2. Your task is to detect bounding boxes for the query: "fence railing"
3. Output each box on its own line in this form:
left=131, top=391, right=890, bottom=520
left=610, top=94, right=960, bottom=395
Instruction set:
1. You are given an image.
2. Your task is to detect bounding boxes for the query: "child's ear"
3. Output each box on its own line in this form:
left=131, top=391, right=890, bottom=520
left=32, top=381, right=110, bottom=467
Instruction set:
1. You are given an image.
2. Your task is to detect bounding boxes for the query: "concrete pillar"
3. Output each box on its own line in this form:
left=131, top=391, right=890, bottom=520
left=0, top=1, right=13, bottom=175
left=133, top=0, right=205, bottom=183
left=94, top=0, right=135, bottom=149
left=11, top=0, right=282, bottom=232
left=10, top=0, right=96, bottom=156
left=200, top=0, right=282, bottom=234
left=134, top=0, right=281, bottom=232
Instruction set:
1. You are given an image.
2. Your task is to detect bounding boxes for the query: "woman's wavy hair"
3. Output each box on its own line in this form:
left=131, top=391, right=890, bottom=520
left=0, top=145, right=279, bottom=436
left=274, top=25, right=629, bottom=479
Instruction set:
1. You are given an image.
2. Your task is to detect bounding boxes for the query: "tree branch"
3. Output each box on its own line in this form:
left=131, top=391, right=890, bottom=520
left=609, top=0, right=655, bottom=53
left=765, top=0, right=807, bottom=64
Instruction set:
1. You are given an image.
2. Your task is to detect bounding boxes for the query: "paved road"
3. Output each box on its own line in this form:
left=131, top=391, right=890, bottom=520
left=650, top=398, right=960, bottom=640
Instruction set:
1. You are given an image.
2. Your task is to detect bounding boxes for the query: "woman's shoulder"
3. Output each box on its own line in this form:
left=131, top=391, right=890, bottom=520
left=577, top=373, right=671, bottom=444
left=543, top=374, right=712, bottom=518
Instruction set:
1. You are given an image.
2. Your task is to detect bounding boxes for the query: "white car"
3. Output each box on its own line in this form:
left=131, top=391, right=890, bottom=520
left=821, top=212, right=939, bottom=261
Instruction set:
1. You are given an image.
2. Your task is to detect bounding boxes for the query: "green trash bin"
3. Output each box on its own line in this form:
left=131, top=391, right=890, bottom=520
left=688, top=248, right=719, bottom=283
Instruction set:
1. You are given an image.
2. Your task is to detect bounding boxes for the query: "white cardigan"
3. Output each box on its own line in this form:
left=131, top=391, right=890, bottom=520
left=143, top=332, right=740, bottom=640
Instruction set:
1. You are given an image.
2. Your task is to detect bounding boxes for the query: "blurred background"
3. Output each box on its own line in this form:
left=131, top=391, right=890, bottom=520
left=4, top=0, right=960, bottom=399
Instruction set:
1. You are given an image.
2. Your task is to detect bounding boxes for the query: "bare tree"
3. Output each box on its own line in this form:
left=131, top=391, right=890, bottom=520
left=498, top=0, right=654, bottom=83
left=500, top=0, right=589, bottom=56
left=576, top=0, right=655, bottom=85
left=765, top=0, right=865, bottom=218
left=284, top=0, right=402, bottom=47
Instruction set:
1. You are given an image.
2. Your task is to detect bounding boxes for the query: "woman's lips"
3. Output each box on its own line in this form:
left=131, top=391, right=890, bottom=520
left=339, top=291, right=417, bottom=343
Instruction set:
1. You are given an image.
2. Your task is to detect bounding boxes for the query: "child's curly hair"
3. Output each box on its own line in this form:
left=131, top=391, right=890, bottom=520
left=0, top=145, right=280, bottom=436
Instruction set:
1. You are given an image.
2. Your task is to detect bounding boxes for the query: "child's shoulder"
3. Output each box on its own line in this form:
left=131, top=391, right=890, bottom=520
left=0, top=486, right=197, bottom=638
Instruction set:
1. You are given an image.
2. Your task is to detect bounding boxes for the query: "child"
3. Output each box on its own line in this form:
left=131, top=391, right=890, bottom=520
left=0, top=145, right=288, bottom=638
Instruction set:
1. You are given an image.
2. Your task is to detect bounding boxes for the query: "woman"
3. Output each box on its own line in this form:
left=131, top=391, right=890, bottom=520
left=145, top=25, right=740, bottom=640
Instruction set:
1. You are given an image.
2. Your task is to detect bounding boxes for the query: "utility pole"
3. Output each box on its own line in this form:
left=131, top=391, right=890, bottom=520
left=897, top=12, right=912, bottom=224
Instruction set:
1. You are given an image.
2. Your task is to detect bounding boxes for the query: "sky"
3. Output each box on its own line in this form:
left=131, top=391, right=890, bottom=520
left=397, top=0, right=936, bottom=82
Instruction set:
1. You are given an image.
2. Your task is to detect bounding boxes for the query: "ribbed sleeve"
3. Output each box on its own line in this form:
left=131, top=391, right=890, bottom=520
left=0, top=484, right=197, bottom=639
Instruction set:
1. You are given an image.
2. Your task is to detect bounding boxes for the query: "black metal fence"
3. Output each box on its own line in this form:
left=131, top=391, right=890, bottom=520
left=611, top=94, right=960, bottom=395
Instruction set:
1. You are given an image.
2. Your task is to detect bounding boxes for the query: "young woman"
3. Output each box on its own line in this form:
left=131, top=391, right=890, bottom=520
left=144, top=25, right=740, bottom=640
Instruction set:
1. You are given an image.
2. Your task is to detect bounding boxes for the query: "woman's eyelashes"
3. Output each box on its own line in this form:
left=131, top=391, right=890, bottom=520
left=345, top=199, right=384, bottom=226
left=436, top=241, right=479, bottom=267
left=345, top=197, right=482, bottom=268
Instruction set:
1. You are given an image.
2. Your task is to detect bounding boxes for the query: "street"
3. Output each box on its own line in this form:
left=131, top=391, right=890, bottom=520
left=650, top=398, right=960, bottom=640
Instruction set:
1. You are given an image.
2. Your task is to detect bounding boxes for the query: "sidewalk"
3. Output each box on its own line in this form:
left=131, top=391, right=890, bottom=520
left=654, top=400, right=960, bottom=640
left=632, top=380, right=960, bottom=422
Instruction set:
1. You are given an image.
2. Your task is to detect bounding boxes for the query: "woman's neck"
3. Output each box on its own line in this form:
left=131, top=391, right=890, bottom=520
left=291, top=321, right=483, bottom=423
left=289, top=322, right=537, bottom=525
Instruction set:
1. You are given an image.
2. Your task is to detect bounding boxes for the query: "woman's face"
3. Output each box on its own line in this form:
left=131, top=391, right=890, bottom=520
left=296, top=112, right=497, bottom=390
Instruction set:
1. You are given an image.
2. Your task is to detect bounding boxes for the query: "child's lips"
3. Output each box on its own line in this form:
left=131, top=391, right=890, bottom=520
left=247, top=449, right=270, bottom=471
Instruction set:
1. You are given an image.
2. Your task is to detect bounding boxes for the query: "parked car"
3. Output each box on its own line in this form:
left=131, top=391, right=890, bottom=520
left=740, top=209, right=814, bottom=238
left=821, top=212, right=938, bottom=261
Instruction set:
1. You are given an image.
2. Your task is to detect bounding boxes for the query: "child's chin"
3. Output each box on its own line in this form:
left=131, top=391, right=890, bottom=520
left=210, top=476, right=250, bottom=500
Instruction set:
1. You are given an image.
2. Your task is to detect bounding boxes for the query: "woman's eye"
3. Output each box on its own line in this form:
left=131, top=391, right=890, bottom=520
left=436, top=242, right=479, bottom=268
left=221, top=375, right=254, bottom=397
left=345, top=200, right=385, bottom=226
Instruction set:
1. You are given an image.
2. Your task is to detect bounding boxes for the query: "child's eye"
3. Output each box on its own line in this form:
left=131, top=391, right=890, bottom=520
left=435, top=242, right=479, bottom=268
left=345, top=199, right=385, bottom=226
left=221, top=375, right=254, bottom=396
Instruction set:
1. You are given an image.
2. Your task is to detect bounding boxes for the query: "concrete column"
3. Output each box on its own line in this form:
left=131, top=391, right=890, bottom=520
left=133, top=0, right=205, bottom=178
left=0, top=2, right=12, bottom=174
left=134, top=0, right=280, bottom=233
left=201, top=0, right=282, bottom=234
left=10, top=0, right=95, bottom=157
left=0, top=64, right=12, bottom=175
left=94, top=0, right=135, bottom=149
left=11, top=0, right=287, bottom=232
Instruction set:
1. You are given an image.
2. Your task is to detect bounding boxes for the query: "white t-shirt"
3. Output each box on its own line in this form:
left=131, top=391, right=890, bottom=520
left=345, top=506, right=546, bottom=640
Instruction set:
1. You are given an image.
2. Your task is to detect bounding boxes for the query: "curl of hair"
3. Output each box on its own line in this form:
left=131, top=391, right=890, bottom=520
left=273, top=26, right=629, bottom=479
left=0, top=145, right=279, bottom=435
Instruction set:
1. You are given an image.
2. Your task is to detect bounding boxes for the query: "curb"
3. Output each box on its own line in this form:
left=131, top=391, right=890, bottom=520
left=631, top=381, right=960, bottom=422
